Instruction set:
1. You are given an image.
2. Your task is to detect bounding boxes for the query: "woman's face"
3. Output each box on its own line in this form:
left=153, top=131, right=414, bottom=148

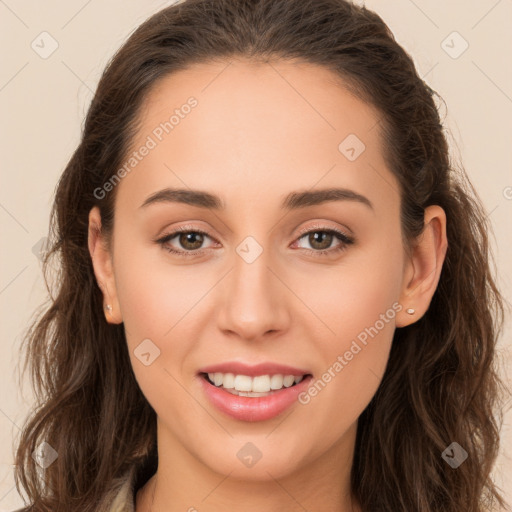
left=89, top=59, right=440, bottom=481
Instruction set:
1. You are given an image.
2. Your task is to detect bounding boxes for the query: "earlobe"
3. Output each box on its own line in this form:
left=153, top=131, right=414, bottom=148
left=87, top=206, right=123, bottom=324
left=396, top=205, right=448, bottom=328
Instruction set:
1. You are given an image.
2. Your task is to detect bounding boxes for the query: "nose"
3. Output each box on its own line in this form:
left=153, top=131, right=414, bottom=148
left=216, top=247, right=290, bottom=342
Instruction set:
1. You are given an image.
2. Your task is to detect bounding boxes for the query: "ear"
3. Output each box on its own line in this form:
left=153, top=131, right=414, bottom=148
left=396, top=205, right=448, bottom=328
left=88, top=206, right=123, bottom=324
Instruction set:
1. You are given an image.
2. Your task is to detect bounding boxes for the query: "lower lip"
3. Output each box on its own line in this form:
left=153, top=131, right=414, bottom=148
left=198, top=374, right=313, bottom=422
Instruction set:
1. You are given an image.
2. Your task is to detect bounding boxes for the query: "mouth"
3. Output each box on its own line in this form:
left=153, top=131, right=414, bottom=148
left=199, top=371, right=313, bottom=397
left=197, top=369, right=315, bottom=421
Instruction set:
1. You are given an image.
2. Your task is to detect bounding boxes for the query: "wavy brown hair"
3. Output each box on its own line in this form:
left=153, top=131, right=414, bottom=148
left=13, top=0, right=509, bottom=510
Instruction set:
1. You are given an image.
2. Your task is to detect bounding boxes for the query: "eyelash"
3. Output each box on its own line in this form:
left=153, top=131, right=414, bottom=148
left=155, top=223, right=354, bottom=258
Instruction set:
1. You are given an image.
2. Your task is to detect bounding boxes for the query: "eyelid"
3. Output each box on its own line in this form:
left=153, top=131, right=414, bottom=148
left=154, top=223, right=217, bottom=245
left=157, top=220, right=352, bottom=240
left=294, top=221, right=353, bottom=239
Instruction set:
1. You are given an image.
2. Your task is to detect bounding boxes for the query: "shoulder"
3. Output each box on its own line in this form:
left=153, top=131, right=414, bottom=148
left=9, top=466, right=137, bottom=512
left=9, top=460, right=155, bottom=512
left=97, top=465, right=139, bottom=512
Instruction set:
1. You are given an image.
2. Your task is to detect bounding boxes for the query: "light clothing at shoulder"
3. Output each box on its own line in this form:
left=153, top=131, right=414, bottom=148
left=12, top=465, right=139, bottom=512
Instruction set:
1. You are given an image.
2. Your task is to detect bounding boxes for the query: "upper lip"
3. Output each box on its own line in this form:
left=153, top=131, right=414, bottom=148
left=198, top=361, right=312, bottom=377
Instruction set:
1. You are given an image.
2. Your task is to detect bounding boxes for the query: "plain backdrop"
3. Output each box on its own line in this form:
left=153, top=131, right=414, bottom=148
left=1, top=0, right=511, bottom=510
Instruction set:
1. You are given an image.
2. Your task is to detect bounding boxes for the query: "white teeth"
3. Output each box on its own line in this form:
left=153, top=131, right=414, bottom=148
left=221, top=373, right=235, bottom=389
left=283, top=375, right=295, bottom=387
left=234, top=374, right=252, bottom=392
left=206, top=372, right=306, bottom=392
left=270, top=374, right=283, bottom=390
left=252, top=375, right=270, bottom=392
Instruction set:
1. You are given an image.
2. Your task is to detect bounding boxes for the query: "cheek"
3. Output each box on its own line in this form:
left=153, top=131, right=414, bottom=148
left=112, top=243, right=216, bottom=401
left=293, top=234, right=403, bottom=424
left=293, top=227, right=403, bottom=349
left=114, top=259, right=199, bottom=424
left=113, top=239, right=206, bottom=339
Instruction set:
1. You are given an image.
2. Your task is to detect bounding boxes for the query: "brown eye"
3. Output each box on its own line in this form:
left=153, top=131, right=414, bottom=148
left=294, top=227, right=354, bottom=256
left=156, top=228, right=214, bottom=256
left=177, top=232, right=204, bottom=251
left=306, top=231, right=335, bottom=251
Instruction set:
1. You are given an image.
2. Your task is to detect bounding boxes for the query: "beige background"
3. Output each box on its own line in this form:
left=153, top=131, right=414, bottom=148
left=1, top=0, right=511, bottom=510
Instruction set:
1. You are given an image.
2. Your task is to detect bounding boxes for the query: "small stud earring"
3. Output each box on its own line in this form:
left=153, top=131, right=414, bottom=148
left=104, top=304, right=112, bottom=313
left=406, top=308, right=415, bottom=315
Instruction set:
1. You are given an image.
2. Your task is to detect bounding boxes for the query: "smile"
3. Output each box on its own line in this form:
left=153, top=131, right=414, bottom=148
left=198, top=372, right=314, bottom=422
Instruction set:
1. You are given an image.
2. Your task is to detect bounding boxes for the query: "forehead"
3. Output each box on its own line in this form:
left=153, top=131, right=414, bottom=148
left=116, top=58, right=398, bottom=215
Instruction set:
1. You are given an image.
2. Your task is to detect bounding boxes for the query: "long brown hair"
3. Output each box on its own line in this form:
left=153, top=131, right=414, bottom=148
left=13, top=0, right=509, bottom=510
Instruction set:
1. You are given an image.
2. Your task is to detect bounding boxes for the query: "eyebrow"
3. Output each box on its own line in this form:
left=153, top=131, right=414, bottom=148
left=139, top=187, right=374, bottom=211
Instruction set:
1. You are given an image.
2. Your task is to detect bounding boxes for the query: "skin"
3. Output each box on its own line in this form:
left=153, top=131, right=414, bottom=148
left=88, top=58, right=447, bottom=512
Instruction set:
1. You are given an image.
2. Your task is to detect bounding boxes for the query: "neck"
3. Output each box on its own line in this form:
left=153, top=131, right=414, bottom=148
left=135, top=420, right=361, bottom=512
